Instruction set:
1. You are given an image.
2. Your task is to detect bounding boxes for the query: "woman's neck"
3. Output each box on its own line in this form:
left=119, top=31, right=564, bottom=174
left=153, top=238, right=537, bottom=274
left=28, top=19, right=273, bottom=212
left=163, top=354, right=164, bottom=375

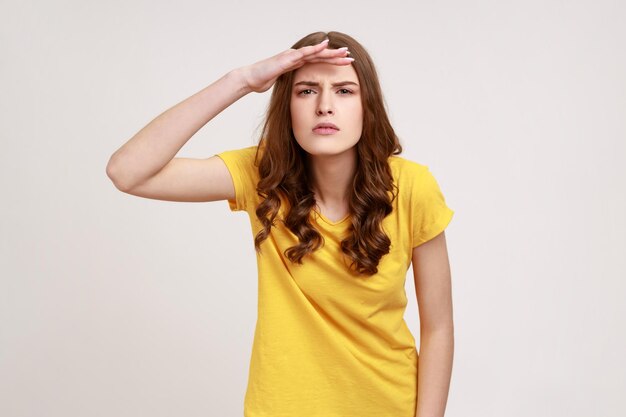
left=307, top=148, right=357, bottom=207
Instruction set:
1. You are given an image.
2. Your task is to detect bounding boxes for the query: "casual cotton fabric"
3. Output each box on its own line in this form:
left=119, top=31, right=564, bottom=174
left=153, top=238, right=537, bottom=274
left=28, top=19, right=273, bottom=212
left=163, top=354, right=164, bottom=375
left=216, top=145, right=454, bottom=417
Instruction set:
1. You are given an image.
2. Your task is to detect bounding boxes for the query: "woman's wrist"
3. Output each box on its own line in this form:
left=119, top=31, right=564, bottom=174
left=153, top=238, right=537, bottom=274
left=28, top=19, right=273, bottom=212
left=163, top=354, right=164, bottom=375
left=227, top=67, right=253, bottom=96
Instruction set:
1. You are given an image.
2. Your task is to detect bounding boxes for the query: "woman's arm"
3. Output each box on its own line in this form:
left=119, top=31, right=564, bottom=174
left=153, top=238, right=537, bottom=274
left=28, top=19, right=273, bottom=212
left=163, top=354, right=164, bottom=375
left=105, top=69, right=250, bottom=192
left=105, top=39, right=352, bottom=195
left=412, top=231, right=454, bottom=417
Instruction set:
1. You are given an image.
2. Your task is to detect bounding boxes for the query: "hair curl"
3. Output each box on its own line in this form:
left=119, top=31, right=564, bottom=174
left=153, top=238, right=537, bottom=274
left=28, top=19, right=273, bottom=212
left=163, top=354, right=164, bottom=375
left=251, top=31, right=402, bottom=276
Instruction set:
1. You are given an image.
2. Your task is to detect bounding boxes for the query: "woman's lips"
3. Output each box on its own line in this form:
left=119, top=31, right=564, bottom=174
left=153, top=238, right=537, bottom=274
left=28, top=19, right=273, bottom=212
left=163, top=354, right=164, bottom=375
left=312, top=123, right=339, bottom=135
left=312, top=127, right=339, bottom=135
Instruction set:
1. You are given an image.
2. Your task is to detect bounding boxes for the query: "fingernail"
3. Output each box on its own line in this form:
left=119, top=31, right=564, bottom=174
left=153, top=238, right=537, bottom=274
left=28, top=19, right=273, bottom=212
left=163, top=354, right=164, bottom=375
left=321, top=38, right=329, bottom=44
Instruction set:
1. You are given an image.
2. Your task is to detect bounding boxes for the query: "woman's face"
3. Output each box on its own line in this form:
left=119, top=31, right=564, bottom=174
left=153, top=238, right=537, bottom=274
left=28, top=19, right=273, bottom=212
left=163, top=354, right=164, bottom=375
left=290, top=62, right=363, bottom=158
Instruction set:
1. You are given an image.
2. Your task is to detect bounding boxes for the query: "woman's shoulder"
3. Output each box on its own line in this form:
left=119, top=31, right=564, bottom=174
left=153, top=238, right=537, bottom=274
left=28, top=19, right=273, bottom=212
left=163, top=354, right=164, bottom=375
left=216, top=144, right=262, bottom=170
left=219, top=144, right=259, bottom=158
left=387, top=154, right=448, bottom=201
left=388, top=154, right=430, bottom=179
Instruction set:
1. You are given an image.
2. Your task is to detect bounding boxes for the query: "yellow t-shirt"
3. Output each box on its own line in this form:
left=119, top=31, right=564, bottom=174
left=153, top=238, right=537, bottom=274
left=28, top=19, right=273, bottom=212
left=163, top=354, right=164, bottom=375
left=216, top=145, right=454, bottom=417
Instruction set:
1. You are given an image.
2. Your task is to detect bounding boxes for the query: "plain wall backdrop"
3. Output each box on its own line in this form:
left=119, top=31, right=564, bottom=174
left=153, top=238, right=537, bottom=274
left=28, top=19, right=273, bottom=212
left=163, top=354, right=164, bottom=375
left=1, top=0, right=625, bottom=416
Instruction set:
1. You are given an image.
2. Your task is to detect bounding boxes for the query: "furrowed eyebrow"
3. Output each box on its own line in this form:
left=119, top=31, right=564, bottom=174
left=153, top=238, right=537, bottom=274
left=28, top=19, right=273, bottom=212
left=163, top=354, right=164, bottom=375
left=293, top=81, right=359, bottom=87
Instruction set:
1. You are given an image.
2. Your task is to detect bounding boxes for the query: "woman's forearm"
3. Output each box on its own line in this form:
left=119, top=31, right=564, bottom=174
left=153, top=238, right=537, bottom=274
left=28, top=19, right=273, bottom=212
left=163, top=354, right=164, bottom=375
left=416, top=327, right=454, bottom=417
left=106, top=68, right=251, bottom=191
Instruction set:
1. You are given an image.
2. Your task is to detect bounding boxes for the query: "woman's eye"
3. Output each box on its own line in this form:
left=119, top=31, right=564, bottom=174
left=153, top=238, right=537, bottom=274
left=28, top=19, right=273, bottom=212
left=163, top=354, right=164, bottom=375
left=297, top=88, right=353, bottom=95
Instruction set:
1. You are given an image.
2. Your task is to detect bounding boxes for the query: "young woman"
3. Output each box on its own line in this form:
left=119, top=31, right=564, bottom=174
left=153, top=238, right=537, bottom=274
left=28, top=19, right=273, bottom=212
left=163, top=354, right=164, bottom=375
left=107, top=31, right=455, bottom=417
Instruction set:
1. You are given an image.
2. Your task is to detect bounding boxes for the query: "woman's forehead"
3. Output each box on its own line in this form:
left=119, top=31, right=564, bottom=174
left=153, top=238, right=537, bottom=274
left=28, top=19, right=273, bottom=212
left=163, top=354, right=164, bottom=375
left=292, top=63, right=359, bottom=84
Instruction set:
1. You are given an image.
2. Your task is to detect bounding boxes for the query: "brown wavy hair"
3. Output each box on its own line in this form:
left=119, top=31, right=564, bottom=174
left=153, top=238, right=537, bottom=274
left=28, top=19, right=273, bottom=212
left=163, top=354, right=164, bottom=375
left=251, top=30, right=403, bottom=276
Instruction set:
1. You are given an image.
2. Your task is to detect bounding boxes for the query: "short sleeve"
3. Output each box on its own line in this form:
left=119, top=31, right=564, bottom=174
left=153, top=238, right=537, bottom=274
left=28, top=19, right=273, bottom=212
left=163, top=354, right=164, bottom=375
left=411, top=167, right=455, bottom=247
left=214, top=146, right=260, bottom=213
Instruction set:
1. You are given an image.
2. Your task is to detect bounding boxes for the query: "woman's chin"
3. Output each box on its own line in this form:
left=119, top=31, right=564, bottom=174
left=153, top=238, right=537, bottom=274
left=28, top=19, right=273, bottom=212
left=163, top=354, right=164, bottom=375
left=296, top=139, right=359, bottom=158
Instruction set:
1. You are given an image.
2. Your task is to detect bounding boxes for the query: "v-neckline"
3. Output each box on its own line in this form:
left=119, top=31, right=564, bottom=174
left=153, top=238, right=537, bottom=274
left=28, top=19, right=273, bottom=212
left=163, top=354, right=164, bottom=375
left=312, top=206, right=350, bottom=226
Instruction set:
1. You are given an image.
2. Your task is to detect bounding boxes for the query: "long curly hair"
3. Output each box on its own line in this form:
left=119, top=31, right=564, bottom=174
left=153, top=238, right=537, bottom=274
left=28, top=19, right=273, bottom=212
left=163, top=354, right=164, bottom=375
left=251, top=30, right=403, bottom=276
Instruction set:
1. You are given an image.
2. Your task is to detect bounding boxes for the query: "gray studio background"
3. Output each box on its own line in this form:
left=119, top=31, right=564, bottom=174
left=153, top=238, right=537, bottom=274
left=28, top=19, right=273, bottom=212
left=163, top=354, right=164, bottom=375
left=1, top=1, right=625, bottom=416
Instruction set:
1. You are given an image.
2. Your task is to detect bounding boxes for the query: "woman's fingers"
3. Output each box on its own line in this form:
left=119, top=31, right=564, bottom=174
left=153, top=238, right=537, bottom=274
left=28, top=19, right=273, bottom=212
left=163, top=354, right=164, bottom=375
left=296, top=39, right=331, bottom=58
left=304, top=56, right=355, bottom=65
left=241, top=39, right=353, bottom=93
left=283, top=44, right=351, bottom=70
left=303, top=45, right=350, bottom=60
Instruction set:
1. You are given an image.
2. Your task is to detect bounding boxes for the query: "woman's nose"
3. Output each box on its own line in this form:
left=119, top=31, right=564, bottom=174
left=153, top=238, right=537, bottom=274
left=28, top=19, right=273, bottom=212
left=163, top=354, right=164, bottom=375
left=316, top=90, right=334, bottom=115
